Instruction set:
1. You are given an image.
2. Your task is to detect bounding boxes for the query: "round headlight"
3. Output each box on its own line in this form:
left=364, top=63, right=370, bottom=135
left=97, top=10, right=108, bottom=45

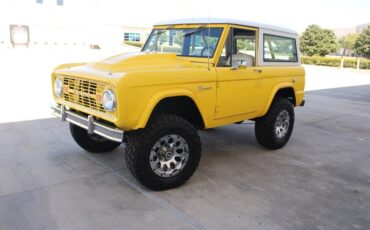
left=54, top=79, right=63, bottom=97
left=102, top=90, right=116, bottom=111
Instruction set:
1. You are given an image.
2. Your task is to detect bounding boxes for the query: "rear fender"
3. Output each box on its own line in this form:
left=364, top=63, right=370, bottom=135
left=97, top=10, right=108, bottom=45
left=261, top=83, right=295, bottom=116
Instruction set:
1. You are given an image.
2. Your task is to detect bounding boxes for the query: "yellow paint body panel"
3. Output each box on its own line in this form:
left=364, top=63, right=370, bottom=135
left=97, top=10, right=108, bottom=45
left=51, top=23, right=305, bottom=131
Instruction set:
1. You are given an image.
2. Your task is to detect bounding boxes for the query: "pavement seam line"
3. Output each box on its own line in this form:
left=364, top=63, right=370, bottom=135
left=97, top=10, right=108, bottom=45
left=0, top=170, right=117, bottom=200
left=85, top=154, right=207, bottom=230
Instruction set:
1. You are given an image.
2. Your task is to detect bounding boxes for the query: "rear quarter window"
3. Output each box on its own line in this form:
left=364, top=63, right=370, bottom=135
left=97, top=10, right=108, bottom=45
left=263, top=34, right=298, bottom=62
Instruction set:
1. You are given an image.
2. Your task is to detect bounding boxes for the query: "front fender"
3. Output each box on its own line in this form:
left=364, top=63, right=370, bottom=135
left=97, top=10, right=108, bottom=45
left=133, top=88, right=208, bottom=129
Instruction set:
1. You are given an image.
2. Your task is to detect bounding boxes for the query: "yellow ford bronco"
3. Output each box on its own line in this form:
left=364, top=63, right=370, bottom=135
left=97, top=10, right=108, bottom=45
left=51, top=18, right=305, bottom=190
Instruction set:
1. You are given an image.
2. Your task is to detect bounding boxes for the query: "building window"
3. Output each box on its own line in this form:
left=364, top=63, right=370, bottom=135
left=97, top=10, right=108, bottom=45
left=124, top=33, right=141, bottom=42
left=36, top=0, right=63, bottom=5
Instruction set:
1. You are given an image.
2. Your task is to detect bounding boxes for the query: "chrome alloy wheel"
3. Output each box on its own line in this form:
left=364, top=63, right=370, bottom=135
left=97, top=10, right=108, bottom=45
left=275, top=110, right=290, bottom=139
left=149, top=134, right=190, bottom=178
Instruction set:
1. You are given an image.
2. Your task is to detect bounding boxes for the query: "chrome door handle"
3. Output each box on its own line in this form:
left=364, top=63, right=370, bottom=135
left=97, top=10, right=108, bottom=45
left=254, top=69, right=263, bottom=73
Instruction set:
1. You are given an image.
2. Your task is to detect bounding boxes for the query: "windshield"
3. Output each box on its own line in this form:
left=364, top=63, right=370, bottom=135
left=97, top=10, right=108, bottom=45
left=142, top=27, right=223, bottom=58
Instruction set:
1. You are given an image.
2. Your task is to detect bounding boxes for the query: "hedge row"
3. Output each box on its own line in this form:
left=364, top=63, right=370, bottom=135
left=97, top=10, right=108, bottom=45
left=301, top=56, right=370, bottom=70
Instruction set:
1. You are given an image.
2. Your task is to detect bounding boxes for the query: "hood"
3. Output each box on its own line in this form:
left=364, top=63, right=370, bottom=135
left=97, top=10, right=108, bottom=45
left=54, top=52, right=208, bottom=81
left=88, top=52, right=190, bottom=72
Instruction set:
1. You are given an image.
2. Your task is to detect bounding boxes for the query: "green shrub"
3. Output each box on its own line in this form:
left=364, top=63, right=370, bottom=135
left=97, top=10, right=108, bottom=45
left=301, top=56, right=370, bottom=70
left=123, top=41, right=144, bottom=48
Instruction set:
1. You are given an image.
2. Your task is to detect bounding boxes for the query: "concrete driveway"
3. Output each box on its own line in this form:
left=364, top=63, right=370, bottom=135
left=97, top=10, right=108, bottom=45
left=0, top=48, right=370, bottom=229
left=1, top=83, right=370, bottom=229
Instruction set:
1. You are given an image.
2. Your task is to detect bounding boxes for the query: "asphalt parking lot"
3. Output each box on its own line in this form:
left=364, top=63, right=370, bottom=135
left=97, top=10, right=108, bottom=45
left=1, top=85, right=370, bottom=229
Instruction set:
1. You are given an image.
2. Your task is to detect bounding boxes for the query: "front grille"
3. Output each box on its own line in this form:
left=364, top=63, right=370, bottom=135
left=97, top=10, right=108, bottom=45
left=62, top=76, right=106, bottom=113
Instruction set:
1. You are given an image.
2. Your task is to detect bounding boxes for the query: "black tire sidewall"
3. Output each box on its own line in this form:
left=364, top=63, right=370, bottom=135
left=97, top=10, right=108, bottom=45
left=272, top=101, right=294, bottom=146
left=255, top=98, right=295, bottom=149
left=69, top=123, right=121, bottom=153
left=143, top=126, right=199, bottom=184
left=125, top=114, right=201, bottom=190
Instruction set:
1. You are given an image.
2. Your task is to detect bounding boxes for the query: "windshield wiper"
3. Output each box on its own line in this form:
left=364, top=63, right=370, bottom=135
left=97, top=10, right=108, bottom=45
left=152, top=30, right=166, bottom=36
left=184, top=29, right=203, bottom=37
left=151, top=25, right=177, bottom=36
left=183, top=25, right=207, bottom=37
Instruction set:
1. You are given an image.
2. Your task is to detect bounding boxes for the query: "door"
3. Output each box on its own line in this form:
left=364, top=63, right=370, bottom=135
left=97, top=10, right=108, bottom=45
left=215, top=26, right=264, bottom=119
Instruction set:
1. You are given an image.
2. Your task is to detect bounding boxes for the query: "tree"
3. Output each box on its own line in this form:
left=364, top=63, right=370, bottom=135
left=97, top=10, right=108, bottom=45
left=354, top=25, right=370, bottom=58
left=339, top=33, right=359, bottom=50
left=338, top=33, right=359, bottom=55
left=300, top=25, right=338, bottom=56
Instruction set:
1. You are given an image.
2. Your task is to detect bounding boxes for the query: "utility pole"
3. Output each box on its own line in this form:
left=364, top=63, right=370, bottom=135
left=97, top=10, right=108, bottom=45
left=341, top=48, right=345, bottom=69
left=356, top=57, right=360, bottom=70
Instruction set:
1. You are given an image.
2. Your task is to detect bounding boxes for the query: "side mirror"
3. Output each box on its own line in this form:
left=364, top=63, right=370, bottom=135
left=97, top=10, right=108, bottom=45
left=230, top=60, right=247, bottom=70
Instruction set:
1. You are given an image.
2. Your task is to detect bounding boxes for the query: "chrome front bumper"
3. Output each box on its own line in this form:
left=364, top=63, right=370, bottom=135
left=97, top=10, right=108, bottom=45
left=51, top=105, right=124, bottom=143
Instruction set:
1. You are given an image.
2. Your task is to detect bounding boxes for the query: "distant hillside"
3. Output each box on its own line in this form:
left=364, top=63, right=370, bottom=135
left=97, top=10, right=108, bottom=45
left=333, top=23, right=370, bottom=37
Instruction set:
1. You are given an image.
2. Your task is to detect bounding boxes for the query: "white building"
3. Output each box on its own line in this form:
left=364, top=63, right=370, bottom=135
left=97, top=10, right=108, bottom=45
left=0, top=0, right=151, bottom=49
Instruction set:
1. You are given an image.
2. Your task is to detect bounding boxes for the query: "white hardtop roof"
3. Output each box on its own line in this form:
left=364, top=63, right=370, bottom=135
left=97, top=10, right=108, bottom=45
left=155, top=18, right=297, bottom=35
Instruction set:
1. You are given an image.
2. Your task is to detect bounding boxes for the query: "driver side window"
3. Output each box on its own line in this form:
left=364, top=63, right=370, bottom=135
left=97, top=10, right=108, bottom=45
left=217, top=28, right=256, bottom=67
